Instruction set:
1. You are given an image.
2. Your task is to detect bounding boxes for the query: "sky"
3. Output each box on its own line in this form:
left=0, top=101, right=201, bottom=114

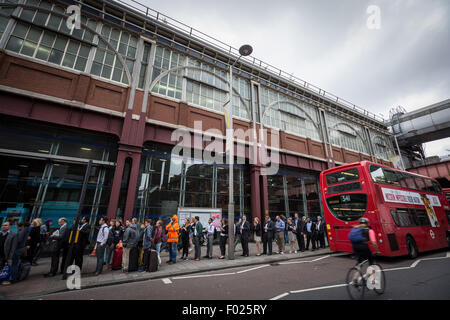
left=121, top=0, right=450, bottom=157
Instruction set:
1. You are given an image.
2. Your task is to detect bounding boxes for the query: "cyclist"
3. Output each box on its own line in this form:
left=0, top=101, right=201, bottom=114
left=349, top=217, right=380, bottom=266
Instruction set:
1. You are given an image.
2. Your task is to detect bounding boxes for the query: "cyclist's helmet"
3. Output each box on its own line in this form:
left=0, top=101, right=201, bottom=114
left=359, top=217, right=370, bottom=226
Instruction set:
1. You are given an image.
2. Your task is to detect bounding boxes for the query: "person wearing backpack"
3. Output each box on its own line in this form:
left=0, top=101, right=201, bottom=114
left=348, top=217, right=379, bottom=266
left=95, top=217, right=109, bottom=276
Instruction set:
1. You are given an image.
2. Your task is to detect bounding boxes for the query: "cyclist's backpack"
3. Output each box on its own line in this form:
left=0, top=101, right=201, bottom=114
left=348, top=227, right=366, bottom=243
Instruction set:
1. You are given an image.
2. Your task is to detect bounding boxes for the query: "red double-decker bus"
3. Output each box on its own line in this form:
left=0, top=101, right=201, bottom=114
left=320, top=161, right=450, bottom=258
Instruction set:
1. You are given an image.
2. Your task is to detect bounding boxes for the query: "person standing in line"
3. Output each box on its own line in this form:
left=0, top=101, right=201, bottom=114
left=108, top=219, right=124, bottom=269
left=239, top=215, right=250, bottom=257
left=218, top=218, right=228, bottom=259
left=140, top=219, right=154, bottom=272
left=205, top=218, right=215, bottom=259
left=294, top=213, right=305, bottom=252
left=27, top=219, right=41, bottom=265
left=305, top=217, right=316, bottom=251
left=233, top=218, right=242, bottom=250
left=152, top=220, right=163, bottom=265
left=253, top=217, right=262, bottom=256
left=188, top=217, right=195, bottom=253
left=180, top=218, right=190, bottom=260
left=122, top=219, right=137, bottom=273
left=0, top=221, right=18, bottom=285
left=165, top=214, right=180, bottom=265
left=286, top=217, right=297, bottom=254
left=95, top=217, right=109, bottom=276
left=274, top=215, right=285, bottom=254
left=32, top=219, right=50, bottom=265
left=104, top=219, right=115, bottom=269
left=44, top=218, right=68, bottom=278
left=192, top=216, right=203, bottom=261
left=262, top=215, right=274, bottom=255
left=281, top=215, right=289, bottom=246
left=73, top=216, right=90, bottom=272
left=316, top=216, right=326, bottom=249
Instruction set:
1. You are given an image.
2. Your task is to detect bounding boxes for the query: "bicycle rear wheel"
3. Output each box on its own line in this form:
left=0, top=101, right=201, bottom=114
left=346, top=267, right=365, bottom=300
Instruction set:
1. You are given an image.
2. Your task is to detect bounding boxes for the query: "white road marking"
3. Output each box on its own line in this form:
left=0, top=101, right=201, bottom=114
left=172, top=272, right=235, bottom=280
left=289, top=283, right=348, bottom=294
left=270, top=292, right=289, bottom=300
left=384, top=256, right=450, bottom=272
left=236, top=265, right=270, bottom=273
left=162, top=278, right=172, bottom=284
left=270, top=253, right=450, bottom=300
left=279, top=254, right=332, bottom=265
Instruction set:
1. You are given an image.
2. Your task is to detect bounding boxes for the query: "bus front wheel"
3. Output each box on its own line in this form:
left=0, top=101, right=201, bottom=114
left=406, top=236, right=418, bottom=259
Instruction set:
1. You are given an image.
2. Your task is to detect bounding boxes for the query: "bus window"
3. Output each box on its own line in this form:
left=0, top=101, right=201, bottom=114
left=383, top=169, right=401, bottom=186
left=370, top=165, right=386, bottom=184
left=422, top=179, right=436, bottom=193
left=415, top=209, right=431, bottom=226
left=402, top=173, right=417, bottom=190
left=415, top=178, right=426, bottom=191
left=446, top=211, right=450, bottom=224
left=390, top=208, right=417, bottom=227
left=430, top=180, right=442, bottom=194
left=325, top=193, right=368, bottom=221
left=325, top=168, right=359, bottom=185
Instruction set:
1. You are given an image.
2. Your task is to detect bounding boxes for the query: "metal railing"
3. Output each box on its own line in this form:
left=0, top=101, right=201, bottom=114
left=113, top=0, right=385, bottom=124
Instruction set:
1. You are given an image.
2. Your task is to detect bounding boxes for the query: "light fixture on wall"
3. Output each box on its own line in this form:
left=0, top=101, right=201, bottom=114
left=81, top=147, right=92, bottom=151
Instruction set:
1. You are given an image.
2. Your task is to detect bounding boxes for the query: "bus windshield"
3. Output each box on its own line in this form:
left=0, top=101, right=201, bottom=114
left=325, top=193, right=368, bottom=221
left=326, top=168, right=360, bottom=185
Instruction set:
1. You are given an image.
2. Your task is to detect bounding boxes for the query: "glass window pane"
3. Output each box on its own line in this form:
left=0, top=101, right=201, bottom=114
left=41, top=31, right=56, bottom=46
left=78, top=44, right=90, bottom=58
left=26, top=27, right=41, bottom=42
left=6, top=36, right=23, bottom=52
left=12, top=22, right=28, bottom=38
left=101, top=64, right=112, bottom=78
left=35, top=44, right=51, bottom=61
left=20, top=40, right=36, bottom=56
left=74, top=57, right=87, bottom=71
left=91, top=62, right=102, bottom=76
left=62, top=53, right=76, bottom=68
left=54, top=36, right=67, bottom=51
left=48, top=49, right=63, bottom=64
left=66, top=40, right=80, bottom=54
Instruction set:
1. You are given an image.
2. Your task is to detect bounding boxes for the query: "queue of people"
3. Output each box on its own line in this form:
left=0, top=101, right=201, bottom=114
left=0, top=213, right=327, bottom=285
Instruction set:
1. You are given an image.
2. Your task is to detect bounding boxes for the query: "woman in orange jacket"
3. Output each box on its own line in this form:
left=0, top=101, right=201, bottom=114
left=165, top=215, right=180, bottom=264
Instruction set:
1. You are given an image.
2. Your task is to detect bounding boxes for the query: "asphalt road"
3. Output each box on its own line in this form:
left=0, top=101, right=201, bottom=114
left=36, top=249, right=450, bottom=300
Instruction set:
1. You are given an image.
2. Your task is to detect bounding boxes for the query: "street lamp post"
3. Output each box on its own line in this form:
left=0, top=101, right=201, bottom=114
left=226, top=45, right=253, bottom=260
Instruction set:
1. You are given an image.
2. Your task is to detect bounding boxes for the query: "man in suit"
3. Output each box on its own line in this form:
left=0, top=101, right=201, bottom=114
left=71, top=216, right=91, bottom=271
left=294, top=213, right=306, bottom=252
left=305, top=217, right=316, bottom=251
left=316, top=216, right=326, bottom=249
left=45, top=218, right=68, bottom=277
left=0, top=221, right=18, bottom=284
left=262, top=215, right=274, bottom=255
left=193, top=216, right=203, bottom=261
left=240, top=215, right=251, bottom=257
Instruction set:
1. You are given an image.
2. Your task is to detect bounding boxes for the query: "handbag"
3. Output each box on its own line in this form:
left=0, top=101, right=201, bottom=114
left=0, top=264, right=12, bottom=281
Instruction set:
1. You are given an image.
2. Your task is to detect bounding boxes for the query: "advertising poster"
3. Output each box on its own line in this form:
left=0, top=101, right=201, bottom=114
left=381, top=187, right=441, bottom=227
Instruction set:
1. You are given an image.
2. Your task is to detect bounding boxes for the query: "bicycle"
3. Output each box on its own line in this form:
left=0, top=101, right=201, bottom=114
left=346, top=257, right=386, bottom=300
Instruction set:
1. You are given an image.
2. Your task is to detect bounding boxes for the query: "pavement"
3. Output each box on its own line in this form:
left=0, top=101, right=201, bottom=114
left=0, top=241, right=332, bottom=300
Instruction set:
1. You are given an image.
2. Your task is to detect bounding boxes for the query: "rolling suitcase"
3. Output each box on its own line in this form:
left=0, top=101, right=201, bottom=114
left=148, top=249, right=158, bottom=272
left=128, top=247, right=139, bottom=272
left=111, top=248, right=123, bottom=270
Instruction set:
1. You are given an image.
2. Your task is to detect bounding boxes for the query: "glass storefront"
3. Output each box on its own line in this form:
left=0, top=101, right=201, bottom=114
left=133, top=142, right=250, bottom=222
left=0, top=117, right=117, bottom=232
left=267, top=167, right=321, bottom=219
